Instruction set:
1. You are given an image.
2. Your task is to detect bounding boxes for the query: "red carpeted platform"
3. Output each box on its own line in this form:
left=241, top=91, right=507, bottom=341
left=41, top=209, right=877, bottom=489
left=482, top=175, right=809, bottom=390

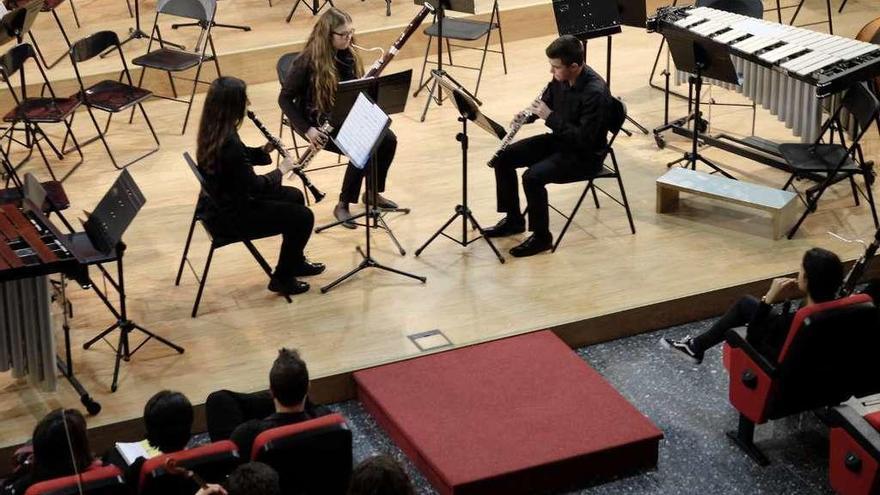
left=354, top=331, right=664, bottom=495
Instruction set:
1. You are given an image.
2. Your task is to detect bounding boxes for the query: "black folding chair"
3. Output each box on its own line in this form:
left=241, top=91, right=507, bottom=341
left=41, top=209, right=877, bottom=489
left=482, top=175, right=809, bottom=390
left=175, top=152, right=292, bottom=318
left=68, top=30, right=160, bottom=169
left=8, top=0, right=80, bottom=69
left=0, top=43, right=82, bottom=182
left=132, top=0, right=221, bottom=135
left=545, top=97, right=636, bottom=252
left=781, top=82, right=880, bottom=238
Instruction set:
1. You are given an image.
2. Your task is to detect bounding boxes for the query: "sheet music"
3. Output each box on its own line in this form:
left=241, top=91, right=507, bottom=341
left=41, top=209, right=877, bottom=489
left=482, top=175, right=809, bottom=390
left=333, top=93, right=390, bottom=169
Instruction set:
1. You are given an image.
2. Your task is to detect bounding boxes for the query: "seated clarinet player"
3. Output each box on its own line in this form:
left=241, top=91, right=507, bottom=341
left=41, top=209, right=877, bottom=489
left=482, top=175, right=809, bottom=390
left=484, top=34, right=614, bottom=257
left=196, top=76, right=324, bottom=296
left=279, top=7, right=400, bottom=229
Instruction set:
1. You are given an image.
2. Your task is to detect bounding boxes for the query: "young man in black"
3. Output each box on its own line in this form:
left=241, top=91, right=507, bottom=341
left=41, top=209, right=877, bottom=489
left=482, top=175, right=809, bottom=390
left=485, top=35, right=614, bottom=257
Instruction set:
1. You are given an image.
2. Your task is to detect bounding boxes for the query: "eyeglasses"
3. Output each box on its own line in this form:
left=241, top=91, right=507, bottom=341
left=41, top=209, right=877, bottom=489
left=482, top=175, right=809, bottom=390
left=332, top=29, right=355, bottom=38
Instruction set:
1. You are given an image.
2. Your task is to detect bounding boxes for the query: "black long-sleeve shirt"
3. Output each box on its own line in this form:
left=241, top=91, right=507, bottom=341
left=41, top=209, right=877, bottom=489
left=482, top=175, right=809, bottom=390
left=530, top=65, right=613, bottom=164
left=746, top=301, right=797, bottom=363
left=201, top=132, right=279, bottom=213
left=278, top=50, right=359, bottom=135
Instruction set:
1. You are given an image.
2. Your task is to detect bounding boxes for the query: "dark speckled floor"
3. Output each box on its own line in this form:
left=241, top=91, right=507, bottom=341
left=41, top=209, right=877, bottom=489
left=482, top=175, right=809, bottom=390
left=329, top=317, right=835, bottom=495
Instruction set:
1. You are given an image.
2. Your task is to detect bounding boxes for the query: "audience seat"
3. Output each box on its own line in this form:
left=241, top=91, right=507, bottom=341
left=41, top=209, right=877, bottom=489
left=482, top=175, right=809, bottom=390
left=829, top=405, right=880, bottom=495
left=25, top=464, right=126, bottom=495
left=138, top=440, right=241, bottom=495
left=723, top=294, right=880, bottom=465
left=252, top=413, right=353, bottom=495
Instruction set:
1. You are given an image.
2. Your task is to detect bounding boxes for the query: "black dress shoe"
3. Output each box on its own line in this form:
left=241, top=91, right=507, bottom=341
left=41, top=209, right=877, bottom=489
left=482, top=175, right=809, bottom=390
left=509, top=234, right=552, bottom=257
left=268, top=277, right=310, bottom=295
left=483, top=216, right=526, bottom=238
left=294, top=259, right=326, bottom=277
left=362, top=192, right=399, bottom=209
left=333, top=204, right=356, bottom=229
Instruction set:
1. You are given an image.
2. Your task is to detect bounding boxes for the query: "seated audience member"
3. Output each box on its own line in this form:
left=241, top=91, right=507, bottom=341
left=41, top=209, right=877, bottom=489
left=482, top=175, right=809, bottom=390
left=206, top=348, right=328, bottom=459
left=1, top=409, right=94, bottom=494
left=105, top=390, right=194, bottom=488
left=661, top=247, right=844, bottom=364
left=195, top=462, right=280, bottom=495
left=348, top=455, right=415, bottom=495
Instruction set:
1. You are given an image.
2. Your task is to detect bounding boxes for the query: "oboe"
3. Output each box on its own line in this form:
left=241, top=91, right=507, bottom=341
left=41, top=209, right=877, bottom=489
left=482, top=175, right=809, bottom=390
left=361, top=3, right=434, bottom=78
left=487, top=84, right=549, bottom=168
left=246, top=110, right=326, bottom=203
left=839, top=228, right=880, bottom=296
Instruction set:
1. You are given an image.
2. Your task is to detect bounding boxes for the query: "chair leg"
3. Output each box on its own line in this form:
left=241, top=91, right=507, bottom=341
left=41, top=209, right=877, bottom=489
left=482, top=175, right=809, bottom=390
left=30, top=127, right=59, bottom=182
left=849, top=176, right=860, bottom=206
left=242, top=240, right=292, bottom=304
left=175, top=213, right=198, bottom=286
left=615, top=164, right=636, bottom=234
left=553, top=182, right=592, bottom=253
left=445, top=38, right=453, bottom=66
left=209, top=36, right=221, bottom=77
left=45, top=11, right=74, bottom=69
left=129, top=67, right=149, bottom=125
left=863, top=173, right=879, bottom=228
left=782, top=173, right=796, bottom=190
left=84, top=107, right=119, bottom=169
left=69, top=0, right=81, bottom=28
left=139, top=102, right=161, bottom=148
left=495, top=9, right=507, bottom=74
left=473, top=31, right=492, bottom=96
left=181, top=63, right=205, bottom=134
left=726, top=414, right=770, bottom=466
left=590, top=183, right=600, bottom=208
left=191, top=244, right=216, bottom=318
left=415, top=35, right=433, bottom=95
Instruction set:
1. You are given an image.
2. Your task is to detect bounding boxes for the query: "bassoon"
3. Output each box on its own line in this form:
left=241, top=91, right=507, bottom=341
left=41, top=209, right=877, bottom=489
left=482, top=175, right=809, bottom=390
left=362, top=3, right=435, bottom=78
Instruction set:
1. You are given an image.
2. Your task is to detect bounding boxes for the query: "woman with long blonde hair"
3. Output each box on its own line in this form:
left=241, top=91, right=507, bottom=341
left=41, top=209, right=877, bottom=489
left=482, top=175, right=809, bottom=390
left=279, top=7, right=400, bottom=228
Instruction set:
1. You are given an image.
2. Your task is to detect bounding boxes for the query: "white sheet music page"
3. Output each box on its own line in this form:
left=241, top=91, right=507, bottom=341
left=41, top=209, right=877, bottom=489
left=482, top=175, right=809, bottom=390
left=333, top=93, right=390, bottom=169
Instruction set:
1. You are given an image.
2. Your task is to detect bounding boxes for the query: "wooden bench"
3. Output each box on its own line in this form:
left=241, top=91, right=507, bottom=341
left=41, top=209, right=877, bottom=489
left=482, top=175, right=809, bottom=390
left=656, top=168, right=799, bottom=239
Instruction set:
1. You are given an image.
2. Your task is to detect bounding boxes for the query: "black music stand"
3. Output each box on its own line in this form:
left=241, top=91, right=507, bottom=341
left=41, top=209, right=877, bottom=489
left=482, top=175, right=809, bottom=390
left=314, top=70, right=412, bottom=256
left=415, top=74, right=506, bottom=263
left=412, top=0, right=482, bottom=122
left=103, top=0, right=185, bottom=57
left=552, top=0, right=648, bottom=135
left=320, top=93, right=426, bottom=293
left=664, top=29, right=739, bottom=178
left=80, top=170, right=183, bottom=392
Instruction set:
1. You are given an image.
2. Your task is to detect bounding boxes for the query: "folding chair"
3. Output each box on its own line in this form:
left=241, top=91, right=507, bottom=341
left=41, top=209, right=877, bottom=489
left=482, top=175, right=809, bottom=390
left=8, top=0, right=80, bottom=69
left=781, top=82, right=880, bottom=238
left=416, top=0, right=506, bottom=98
left=132, top=0, right=221, bottom=135
left=0, top=43, right=82, bottom=182
left=544, top=97, right=636, bottom=252
left=68, top=31, right=160, bottom=170
left=175, top=152, right=292, bottom=317
left=251, top=413, right=352, bottom=495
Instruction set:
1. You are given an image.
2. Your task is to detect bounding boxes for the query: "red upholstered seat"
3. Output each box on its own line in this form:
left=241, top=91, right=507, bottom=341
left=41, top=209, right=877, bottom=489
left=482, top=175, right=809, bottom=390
left=723, top=294, right=879, bottom=465
left=24, top=464, right=125, bottom=495
left=75, top=81, right=152, bottom=113
left=139, top=440, right=240, bottom=495
left=829, top=405, right=880, bottom=495
left=3, top=97, right=80, bottom=123
left=252, top=413, right=353, bottom=495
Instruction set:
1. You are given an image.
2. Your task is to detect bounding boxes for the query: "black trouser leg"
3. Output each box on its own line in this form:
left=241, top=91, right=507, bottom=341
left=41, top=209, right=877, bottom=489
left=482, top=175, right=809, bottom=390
left=690, top=295, right=760, bottom=354
left=205, top=389, right=274, bottom=441
left=338, top=130, right=397, bottom=204
left=492, top=134, right=558, bottom=217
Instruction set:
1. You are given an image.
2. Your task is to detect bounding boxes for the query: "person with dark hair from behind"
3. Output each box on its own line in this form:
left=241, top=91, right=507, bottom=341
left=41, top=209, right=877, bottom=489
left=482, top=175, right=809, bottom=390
left=661, top=247, right=844, bottom=364
left=348, top=455, right=415, bottom=495
left=105, top=390, right=194, bottom=490
left=205, top=348, right=328, bottom=460
left=194, top=462, right=280, bottom=495
left=484, top=34, right=614, bottom=257
left=1, top=409, right=94, bottom=495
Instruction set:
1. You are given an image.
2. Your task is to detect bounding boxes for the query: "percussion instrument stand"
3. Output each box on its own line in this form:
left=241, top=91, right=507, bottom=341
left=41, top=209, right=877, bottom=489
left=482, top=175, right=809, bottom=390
left=83, top=241, right=184, bottom=392
left=415, top=111, right=505, bottom=263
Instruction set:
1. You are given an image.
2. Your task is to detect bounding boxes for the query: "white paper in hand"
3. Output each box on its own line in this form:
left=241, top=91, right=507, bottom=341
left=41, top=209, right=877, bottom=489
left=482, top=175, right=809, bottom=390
left=333, top=93, right=390, bottom=170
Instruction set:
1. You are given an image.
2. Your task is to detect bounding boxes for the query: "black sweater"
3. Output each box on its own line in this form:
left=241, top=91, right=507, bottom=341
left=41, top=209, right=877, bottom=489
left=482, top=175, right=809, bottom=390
left=278, top=50, right=359, bottom=134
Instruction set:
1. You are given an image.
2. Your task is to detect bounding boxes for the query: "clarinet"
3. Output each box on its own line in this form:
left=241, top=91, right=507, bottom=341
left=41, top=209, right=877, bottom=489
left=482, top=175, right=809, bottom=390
left=487, top=84, right=549, bottom=168
left=839, top=228, right=880, bottom=296
left=246, top=110, right=326, bottom=203
left=362, top=3, right=434, bottom=78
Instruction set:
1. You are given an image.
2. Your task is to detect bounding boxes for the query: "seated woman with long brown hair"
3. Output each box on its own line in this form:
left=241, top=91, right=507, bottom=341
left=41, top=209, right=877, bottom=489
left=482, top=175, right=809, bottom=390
left=197, top=76, right=324, bottom=296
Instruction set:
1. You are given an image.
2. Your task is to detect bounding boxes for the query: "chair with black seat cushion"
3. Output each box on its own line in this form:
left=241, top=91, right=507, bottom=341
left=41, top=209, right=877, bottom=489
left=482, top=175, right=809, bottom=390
left=781, top=82, right=880, bottom=239
left=7, top=0, right=80, bottom=69
left=0, top=43, right=82, bottom=182
left=24, top=465, right=127, bottom=495
left=722, top=294, right=880, bottom=466
left=251, top=413, right=353, bottom=495
left=828, top=404, right=880, bottom=495
left=132, top=0, right=221, bottom=135
left=543, top=97, right=635, bottom=252
left=416, top=0, right=506, bottom=98
left=68, top=30, right=160, bottom=170
left=138, top=440, right=241, bottom=495
left=175, top=152, right=292, bottom=317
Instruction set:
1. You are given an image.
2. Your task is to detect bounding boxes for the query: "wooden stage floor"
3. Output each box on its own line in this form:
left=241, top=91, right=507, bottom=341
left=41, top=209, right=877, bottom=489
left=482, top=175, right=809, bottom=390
left=1, top=0, right=878, bottom=454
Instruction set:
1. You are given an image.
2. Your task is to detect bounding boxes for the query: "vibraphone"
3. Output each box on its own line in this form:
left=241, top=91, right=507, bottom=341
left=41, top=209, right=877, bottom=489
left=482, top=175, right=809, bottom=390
left=0, top=201, right=99, bottom=412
